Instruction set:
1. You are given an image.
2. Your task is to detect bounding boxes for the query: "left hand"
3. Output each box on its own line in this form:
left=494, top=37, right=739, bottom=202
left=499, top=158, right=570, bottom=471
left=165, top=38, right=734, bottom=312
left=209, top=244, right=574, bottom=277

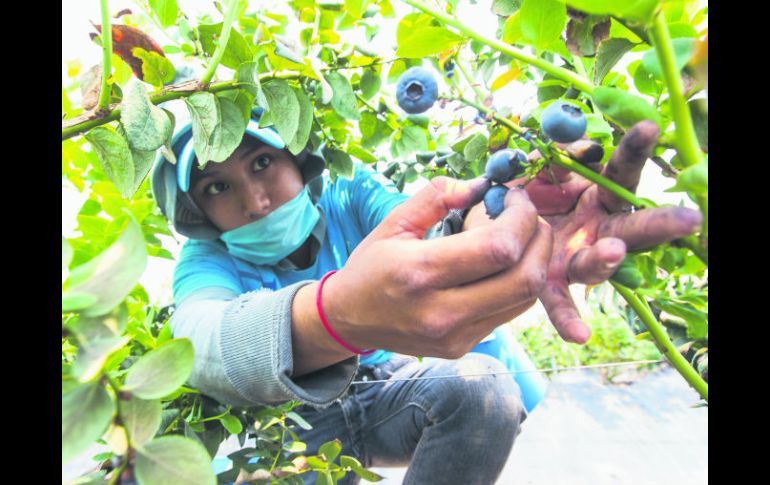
left=463, top=121, right=703, bottom=343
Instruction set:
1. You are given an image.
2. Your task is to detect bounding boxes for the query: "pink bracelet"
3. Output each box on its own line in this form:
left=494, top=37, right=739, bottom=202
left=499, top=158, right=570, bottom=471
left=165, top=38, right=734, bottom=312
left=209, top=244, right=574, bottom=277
left=316, top=270, right=375, bottom=356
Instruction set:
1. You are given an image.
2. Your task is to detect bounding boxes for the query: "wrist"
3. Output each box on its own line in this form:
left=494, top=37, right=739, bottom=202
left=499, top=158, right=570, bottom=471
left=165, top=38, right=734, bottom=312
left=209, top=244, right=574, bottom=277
left=320, top=269, right=372, bottom=354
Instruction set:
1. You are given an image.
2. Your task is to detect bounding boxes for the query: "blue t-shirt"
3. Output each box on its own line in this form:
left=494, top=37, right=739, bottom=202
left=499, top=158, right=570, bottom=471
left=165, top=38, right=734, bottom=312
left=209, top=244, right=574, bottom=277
left=173, top=162, right=410, bottom=366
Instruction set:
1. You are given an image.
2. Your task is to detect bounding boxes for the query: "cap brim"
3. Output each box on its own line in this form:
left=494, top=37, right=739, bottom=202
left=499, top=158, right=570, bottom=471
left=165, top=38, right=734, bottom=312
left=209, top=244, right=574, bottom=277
left=177, top=119, right=286, bottom=193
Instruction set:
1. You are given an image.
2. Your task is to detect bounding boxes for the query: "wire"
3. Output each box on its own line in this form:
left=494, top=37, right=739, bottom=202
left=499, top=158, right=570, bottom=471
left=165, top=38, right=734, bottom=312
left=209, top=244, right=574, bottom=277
left=349, top=359, right=666, bottom=385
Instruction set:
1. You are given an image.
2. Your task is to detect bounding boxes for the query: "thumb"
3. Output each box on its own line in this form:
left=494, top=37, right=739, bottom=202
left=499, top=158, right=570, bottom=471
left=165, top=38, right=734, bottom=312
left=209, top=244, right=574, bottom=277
left=374, top=176, right=491, bottom=240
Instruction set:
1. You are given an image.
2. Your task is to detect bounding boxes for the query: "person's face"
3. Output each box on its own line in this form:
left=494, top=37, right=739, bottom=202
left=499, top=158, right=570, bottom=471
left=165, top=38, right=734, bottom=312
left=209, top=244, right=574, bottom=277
left=188, top=137, right=305, bottom=232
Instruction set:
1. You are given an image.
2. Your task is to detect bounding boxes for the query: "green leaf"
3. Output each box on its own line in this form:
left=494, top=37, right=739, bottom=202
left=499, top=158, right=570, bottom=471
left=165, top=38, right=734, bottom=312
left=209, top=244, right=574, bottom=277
left=360, top=69, right=381, bottom=100
left=149, top=0, right=178, bottom=28
left=689, top=98, right=708, bottom=152
left=347, top=144, right=378, bottom=164
left=492, top=0, right=521, bottom=16
left=184, top=93, right=247, bottom=166
left=446, top=152, right=466, bottom=173
left=63, top=217, right=147, bottom=316
left=220, top=415, right=243, bottom=435
left=123, top=339, right=194, bottom=399
left=316, top=470, right=333, bottom=485
left=344, top=0, right=370, bottom=19
left=463, top=133, right=489, bottom=162
left=387, top=59, right=408, bottom=84
left=121, top=397, right=162, bottom=445
left=641, top=38, right=696, bottom=80
left=325, top=71, right=360, bottom=121
left=287, top=87, right=314, bottom=155
left=263, top=79, right=302, bottom=144
left=286, top=411, right=313, bottom=430
left=319, top=439, right=342, bottom=463
left=595, top=38, right=636, bottom=84
left=664, top=160, right=707, bottom=196
left=132, top=48, right=176, bottom=88
left=340, top=456, right=383, bottom=482
left=503, top=11, right=524, bottom=44
left=84, top=125, right=135, bottom=198
left=236, top=61, right=269, bottom=109
left=120, top=79, right=172, bottom=151
left=396, top=126, right=428, bottom=158
left=135, top=435, right=217, bottom=485
left=396, top=27, right=464, bottom=58
left=198, top=22, right=253, bottom=70
left=630, top=60, right=663, bottom=96
left=585, top=113, right=614, bottom=140
left=592, top=86, right=663, bottom=130
left=323, top=147, right=355, bottom=179
left=518, top=0, right=568, bottom=51
left=62, top=236, right=73, bottom=276
left=565, top=0, right=660, bottom=24
left=62, top=380, right=114, bottom=464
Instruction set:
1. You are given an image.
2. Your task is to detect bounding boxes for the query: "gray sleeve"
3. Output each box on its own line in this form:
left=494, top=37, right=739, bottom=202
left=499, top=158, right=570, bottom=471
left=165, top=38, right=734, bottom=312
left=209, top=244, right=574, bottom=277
left=170, top=281, right=359, bottom=409
left=423, top=208, right=468, bottom=240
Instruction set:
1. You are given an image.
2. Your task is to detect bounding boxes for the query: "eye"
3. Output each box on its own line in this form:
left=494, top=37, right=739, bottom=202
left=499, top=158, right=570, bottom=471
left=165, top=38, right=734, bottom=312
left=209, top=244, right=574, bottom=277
left=252, top=154, right=272, bottom=172
left=204, top=181, right=229, bottom=196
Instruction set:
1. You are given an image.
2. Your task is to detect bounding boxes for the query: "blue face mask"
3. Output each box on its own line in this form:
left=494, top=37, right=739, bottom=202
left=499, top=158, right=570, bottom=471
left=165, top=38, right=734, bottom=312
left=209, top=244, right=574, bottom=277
left=220, top=188, right=320, bottom=266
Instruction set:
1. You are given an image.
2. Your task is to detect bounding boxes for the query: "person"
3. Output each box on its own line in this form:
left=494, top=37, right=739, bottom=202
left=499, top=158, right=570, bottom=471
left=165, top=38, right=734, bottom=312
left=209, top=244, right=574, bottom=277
left=150, top=108, right=702, bottom=484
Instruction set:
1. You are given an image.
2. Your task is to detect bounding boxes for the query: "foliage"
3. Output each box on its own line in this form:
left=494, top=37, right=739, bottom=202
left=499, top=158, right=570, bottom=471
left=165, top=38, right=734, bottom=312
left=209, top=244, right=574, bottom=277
left=63, top=0, right=708, bottom=483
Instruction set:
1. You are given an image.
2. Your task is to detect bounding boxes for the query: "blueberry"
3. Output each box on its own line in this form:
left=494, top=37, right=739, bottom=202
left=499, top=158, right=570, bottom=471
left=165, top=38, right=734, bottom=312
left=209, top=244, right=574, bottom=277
left=483, top=184, right=509, bottom=219
left=540, top=100, right=587, bottom=143
left=484, top=148, right=527, bottom=184
left=396, top=67, right=439, bottom=114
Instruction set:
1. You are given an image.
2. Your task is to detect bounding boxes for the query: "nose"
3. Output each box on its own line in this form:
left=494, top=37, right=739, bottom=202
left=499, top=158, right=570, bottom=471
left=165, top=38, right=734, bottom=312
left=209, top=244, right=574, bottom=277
left=241, top=184, right=271, bottom=220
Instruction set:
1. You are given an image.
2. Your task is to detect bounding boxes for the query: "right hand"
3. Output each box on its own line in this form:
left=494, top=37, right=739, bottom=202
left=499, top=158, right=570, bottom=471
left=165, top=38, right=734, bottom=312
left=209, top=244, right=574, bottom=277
left=324, top=177, right=552, bottom=359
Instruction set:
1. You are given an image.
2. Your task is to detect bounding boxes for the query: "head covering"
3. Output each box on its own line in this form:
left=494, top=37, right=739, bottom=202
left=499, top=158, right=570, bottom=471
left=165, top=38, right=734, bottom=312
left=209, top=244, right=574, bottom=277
left=151, top=107, right=326, bottom=240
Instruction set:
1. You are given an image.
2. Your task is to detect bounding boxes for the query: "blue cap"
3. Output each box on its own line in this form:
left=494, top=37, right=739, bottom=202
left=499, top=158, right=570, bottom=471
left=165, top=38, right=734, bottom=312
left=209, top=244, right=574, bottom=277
left=176, top=118, right=287, bottom=193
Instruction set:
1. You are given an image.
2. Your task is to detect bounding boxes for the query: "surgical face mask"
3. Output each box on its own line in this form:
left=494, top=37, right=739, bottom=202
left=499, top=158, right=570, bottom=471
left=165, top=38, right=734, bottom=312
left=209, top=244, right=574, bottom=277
left=220, top=188, right=320, bottom=266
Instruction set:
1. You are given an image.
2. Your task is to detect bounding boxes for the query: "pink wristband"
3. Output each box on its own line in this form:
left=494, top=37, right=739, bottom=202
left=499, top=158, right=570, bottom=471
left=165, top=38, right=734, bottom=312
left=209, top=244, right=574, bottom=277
left=316, top=270, right=374, bottom=356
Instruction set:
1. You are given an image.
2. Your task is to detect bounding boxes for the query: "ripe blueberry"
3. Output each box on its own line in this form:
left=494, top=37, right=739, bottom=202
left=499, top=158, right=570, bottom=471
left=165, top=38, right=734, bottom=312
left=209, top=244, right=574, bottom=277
left=541, top=100, right=587, bottom=143
left=484, top=148, right=527, bottom=184
left=483, top=184, right=509, bottom=219
left=396, top=67, right=439, bottom=114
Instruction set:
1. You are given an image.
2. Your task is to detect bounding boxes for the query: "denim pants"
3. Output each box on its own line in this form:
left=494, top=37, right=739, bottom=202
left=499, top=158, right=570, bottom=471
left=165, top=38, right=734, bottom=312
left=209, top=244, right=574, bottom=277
left=294, top=352, right=528, bottom=484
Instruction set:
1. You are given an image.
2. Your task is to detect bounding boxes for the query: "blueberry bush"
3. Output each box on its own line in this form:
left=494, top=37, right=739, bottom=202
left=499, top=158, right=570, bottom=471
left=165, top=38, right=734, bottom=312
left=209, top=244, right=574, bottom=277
left=62, top=0, right=708, bottom=483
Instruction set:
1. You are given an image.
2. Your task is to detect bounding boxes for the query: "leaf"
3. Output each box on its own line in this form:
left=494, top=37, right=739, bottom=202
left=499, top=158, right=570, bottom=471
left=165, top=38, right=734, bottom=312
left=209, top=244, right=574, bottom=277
left=220, top=415, right=243, bottom=435
left=664, top=160, right=707, bottom=196
left=396, top=27, right=464, bottom=58
left=286, top=411, right=313, bottom=430
left=121, top=397, right=162, bottom=445
left=344, top=0, right=370, bottom=19
left=73, top=335, right=130, bottom=382
left=120, top=79, right=172, bottom=151
left=641, top=38, right=696, bottom=80
left=325, top=71, right=360, bottom=121
left=491, top=66, right=523, bottom=91
left=123, top=339, right=194, bottom=399
left=63, top=236, right=73, bottom=276
left=340, top=456, right=383, bottom=482
left=197, top=22, right=254, bottom=70
left=236, top=61, right=269, bottom=109
left=396, top=126, right=428, bottom=158
left=149, top=0, right=178, bottom=28
left=463, top=133, right=488, bottom=162
left=360, top=69, right=381, bottom=100
left=565, top=0, right=660, bottom=24
left=323, top=147, right=355, bottom=179
left=347, top=144, right=378, bottom=164
left=62, top=380, right=114, bottom=464
left=63, top=217, right=147, bottom=316
left=261, top=79, right=301, bottom=147
left=185, top=92, right=247, bottom=166
left=132, top=47, right=176, bottom=88
left=319, top=439, right=342, bottom=463
left=689, top=98, right=708, bottom=152
left=591, top=86, right=663, bottom=130
left=492, top=0, right=522, bottom=17
left=594, top=38, right=636, bottom=84
left=287, top=87, right=314, bottom=155
left=387, top=59, right=408, bottom=84
left=134, top=435, right=217, bottom=485
left=84, top=126, right=135, bottom=198
left=93, top=24, right=165, bottom=80
left=566, top=15, right=610, bottom=57
left=517, top=0, right=568, bottom=51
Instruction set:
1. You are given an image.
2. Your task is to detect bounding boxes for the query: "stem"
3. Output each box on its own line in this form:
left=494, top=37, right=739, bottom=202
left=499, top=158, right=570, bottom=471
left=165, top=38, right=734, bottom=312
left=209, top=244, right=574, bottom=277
left=649, top=14, right=703, bottom=169
left=200, top=0, right=241, bottom=84
left=612, top=283, right=708, bottom=402
left=455, top=59, right=484, bottom=103
left=269, top=425, right=287, bottom=472
left=399, top=0, right=594, bottom=94
left=163, top=406, right=191, bottom=434
left=97, top=0, right=113, bottom=111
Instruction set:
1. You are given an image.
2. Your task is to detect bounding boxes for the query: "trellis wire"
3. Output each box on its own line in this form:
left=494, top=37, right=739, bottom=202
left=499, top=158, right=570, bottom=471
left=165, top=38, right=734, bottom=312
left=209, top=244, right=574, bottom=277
left=349, top=359, right=666, bottom=385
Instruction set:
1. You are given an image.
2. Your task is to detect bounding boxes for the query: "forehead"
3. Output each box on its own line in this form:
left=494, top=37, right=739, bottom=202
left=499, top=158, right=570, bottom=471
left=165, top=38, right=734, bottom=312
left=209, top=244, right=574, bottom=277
left=193, top=137, right=290, bottom=174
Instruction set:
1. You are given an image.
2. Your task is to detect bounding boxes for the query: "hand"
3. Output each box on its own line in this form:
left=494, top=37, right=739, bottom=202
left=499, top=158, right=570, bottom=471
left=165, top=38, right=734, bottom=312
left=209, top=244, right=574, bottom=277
left=324, top=176, right=553, bottom=359
left=464, top=121, right=703, bottom=344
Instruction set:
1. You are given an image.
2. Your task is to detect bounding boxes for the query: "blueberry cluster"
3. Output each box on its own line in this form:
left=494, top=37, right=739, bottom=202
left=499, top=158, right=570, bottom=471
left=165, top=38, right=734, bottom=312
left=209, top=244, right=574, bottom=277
left=481, top=148, right=527, bottom=219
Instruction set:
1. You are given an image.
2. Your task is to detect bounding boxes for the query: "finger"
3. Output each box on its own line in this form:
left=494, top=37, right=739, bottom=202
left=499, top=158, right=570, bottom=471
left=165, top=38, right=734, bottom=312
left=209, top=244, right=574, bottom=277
left=598, top=121, right=660, bottom=212
left=416, top=188, right=539, bottom=288
left=540, top=281, right=591, bottom=344
left=567, top=237, right=626, bottom=285
left=425, top=219, right=552, bottom=329
left=374, top=176, right=491, bottom=240
left=523, top=176, right=592, bottom=215
left=597, top=207, right=703, bottom=251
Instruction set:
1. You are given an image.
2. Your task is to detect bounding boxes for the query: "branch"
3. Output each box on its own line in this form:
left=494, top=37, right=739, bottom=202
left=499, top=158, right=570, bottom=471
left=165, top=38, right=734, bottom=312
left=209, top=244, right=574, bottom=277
left=200, top=0, right=241, bottom=85
left=612, top=283, right=708, bottom=402
left=97, top=0, right=113, bottom=111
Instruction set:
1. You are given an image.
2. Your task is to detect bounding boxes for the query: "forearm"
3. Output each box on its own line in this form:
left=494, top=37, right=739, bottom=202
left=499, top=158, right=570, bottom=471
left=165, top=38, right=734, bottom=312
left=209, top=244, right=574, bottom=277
left=290, top=281, right=355, bottom=376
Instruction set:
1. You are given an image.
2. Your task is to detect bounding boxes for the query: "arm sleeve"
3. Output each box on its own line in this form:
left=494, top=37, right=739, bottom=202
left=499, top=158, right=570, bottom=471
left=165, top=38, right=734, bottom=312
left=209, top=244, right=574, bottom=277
left=170, top=283, right=359, bottom=409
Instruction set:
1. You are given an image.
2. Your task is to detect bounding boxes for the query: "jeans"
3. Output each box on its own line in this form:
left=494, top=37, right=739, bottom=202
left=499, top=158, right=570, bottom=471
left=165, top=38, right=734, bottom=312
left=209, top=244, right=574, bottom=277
left=294, top=353, right=528, bottom=484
